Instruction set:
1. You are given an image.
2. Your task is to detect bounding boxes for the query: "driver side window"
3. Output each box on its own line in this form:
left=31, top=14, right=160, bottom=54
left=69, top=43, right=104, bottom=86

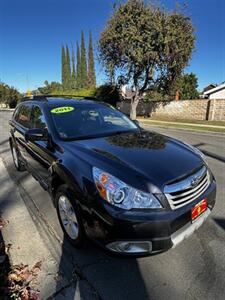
left=31, top=106, right=47, bottom=130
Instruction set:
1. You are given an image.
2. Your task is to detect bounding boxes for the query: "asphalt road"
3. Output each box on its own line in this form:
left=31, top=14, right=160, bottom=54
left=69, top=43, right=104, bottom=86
left=1, top=110, right=225, bottom=300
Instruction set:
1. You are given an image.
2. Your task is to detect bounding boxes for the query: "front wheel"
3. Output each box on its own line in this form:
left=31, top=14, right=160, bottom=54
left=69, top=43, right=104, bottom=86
left=56, top=185, right=84, bottom=247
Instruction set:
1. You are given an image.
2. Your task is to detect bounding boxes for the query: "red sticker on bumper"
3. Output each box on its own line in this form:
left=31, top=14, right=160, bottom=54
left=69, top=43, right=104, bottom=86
left=191, top=199, right=207, bottom=222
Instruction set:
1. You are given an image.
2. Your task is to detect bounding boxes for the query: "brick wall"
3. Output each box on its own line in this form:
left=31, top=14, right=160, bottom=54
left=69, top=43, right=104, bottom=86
left=117, top=99, right=225, bottom=121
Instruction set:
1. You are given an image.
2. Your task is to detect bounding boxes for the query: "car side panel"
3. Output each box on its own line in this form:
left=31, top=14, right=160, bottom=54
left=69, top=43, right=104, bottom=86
left=11, top=123, right=29, bottom=165
left=25, top=140, right=57, bottom=187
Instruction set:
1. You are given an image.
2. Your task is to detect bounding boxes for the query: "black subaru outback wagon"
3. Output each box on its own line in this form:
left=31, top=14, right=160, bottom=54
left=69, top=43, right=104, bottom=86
left=9, top=96, right=216, bottom=256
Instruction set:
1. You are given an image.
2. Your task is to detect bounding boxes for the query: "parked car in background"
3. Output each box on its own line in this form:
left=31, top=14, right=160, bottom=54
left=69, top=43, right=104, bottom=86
left=9, top=96, right=216, bottom=256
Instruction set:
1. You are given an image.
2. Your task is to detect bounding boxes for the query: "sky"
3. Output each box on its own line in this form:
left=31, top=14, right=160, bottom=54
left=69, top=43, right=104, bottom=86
left=0, top=0, right=224, bottom=92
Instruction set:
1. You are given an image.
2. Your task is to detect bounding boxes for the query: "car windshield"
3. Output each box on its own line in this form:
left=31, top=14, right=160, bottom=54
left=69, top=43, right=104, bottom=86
left=50, top=103, right=138, bottom=140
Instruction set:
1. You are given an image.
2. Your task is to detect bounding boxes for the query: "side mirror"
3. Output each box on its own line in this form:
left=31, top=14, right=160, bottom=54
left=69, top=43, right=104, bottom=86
left=25, top=128, right=48, bottom=142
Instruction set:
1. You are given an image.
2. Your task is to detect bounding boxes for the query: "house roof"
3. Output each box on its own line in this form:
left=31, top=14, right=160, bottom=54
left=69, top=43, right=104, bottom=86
left=203, top=82, right=225, bottom=95
left=203, top=84, right=217, bottom=93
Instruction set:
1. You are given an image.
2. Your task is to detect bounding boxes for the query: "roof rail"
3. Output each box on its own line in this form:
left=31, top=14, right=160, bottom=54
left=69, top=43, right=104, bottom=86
left=21, top=94, right=97, bottom=102
left=21, top=95, right=47, bottom=102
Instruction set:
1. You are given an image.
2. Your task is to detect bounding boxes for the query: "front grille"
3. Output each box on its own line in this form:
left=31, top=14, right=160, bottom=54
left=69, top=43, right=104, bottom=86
left=164, top=166, right=210, bottom=210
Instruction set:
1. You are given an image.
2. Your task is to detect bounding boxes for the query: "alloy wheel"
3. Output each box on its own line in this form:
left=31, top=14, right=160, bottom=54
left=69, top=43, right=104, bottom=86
left=58, top=195, right=79, bottom=240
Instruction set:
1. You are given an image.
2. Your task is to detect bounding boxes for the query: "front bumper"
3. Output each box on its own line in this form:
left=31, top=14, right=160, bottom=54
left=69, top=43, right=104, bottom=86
left=84, top=180, right=216, bottom=256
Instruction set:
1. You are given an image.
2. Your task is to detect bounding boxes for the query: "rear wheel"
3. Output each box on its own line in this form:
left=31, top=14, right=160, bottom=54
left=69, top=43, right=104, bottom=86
left=11, top=143, right=26, bottom=171
left=56, top=185, right=84, bottom=247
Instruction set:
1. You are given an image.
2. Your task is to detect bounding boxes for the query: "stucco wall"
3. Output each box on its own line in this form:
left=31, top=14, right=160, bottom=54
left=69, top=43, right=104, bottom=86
left=208, top=99, right=225, bottom=121
left=118, top=99, right=225, bottom=121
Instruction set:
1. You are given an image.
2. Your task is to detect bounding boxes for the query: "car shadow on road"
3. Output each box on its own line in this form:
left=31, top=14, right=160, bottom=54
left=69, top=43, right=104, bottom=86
left=0, top=139, right=9, bottom=147
left=213, top=218, right=225, bottom=231
left=53, top=236, right=151, bottom=299
left=0, top=224, right=11, bottom=300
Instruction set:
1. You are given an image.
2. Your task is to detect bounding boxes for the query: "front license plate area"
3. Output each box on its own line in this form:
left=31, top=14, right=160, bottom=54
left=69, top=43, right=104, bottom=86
left=191, top=199, right=207, bottom=222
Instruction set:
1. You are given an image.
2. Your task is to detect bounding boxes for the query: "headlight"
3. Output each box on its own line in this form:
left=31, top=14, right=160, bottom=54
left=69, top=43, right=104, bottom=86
left=92, top=167, right=162, bottom=210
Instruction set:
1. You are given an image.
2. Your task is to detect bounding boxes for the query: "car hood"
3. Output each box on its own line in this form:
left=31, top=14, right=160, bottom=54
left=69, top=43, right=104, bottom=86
left=65, top=130, right=203, bottom=190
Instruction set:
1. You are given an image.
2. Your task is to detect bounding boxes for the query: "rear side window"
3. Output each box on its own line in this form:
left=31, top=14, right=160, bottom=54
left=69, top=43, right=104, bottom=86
left=31, top=106, right=47, bottom=130
left=17, top=104, right=32, bottom=128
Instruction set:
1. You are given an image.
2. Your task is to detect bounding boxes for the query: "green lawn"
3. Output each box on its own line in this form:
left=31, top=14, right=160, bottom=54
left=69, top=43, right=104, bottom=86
left=139, top=120, right=225, bottom=134
left=138, top=117, right=225, bottom=127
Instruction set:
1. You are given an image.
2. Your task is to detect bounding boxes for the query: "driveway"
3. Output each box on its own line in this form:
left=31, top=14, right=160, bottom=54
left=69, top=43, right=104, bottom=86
left=0, top=110, right=225, bottom=300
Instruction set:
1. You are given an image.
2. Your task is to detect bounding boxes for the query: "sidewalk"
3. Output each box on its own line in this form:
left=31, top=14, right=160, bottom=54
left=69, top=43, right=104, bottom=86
left=0, top=158, right=76, bottom=299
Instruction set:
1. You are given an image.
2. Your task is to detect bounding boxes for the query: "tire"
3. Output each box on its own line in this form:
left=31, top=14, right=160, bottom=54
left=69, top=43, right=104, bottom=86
left=11, top=142, right=26, bottom=172
left=56, top=184, right=84, bottom=247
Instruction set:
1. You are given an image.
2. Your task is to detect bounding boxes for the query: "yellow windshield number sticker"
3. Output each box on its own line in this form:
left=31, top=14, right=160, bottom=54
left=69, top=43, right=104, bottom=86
left=51, top=106, right=74, bottom=114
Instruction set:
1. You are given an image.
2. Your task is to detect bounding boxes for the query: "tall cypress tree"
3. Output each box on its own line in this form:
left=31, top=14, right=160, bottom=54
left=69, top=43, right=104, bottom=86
left=87, top=30, right=96, bottom=88
left=71, top=46, right=76, bottom=89
left=61, top=46, right=66, bottom=89
left=65, top=45, right=71, bottom=89
left=76, top=42, right=81, bottom=89
left=80, top=31, right=87, bottom=88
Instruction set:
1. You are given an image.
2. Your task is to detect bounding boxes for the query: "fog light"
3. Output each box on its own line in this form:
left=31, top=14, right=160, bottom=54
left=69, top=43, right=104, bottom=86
left=106, top=241, right=152, bottom=254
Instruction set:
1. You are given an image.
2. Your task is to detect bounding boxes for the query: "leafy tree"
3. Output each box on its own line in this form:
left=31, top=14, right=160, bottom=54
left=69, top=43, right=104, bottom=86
left=61, top=46, right=66, bottom=88
left=65, top=45, right=72, bottom=89
left=87, top=31, right=96, bottom=88
left=76, top=42, right=81, bottom=89
left=71, top=46, right=77, bottom=89
left=80, top=31, right=87, bottom=88
left=0, top=82, right=21, bottom=108
left=99, top=0, right=195, bottom=119
left=61, top=45, right=72, bottom=90
left=180, top=73, right=199, bottom=100
left=144, top=90, right=166, bottom=101
left=36, top=81, right=62, bottom=94
left=105, top=61, right=116, bottom=85
left=94, top=84, right=121, bottom=106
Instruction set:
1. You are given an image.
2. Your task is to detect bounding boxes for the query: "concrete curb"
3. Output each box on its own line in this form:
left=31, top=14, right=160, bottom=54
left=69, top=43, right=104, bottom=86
left=0, top=109, right=14, bottom=112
